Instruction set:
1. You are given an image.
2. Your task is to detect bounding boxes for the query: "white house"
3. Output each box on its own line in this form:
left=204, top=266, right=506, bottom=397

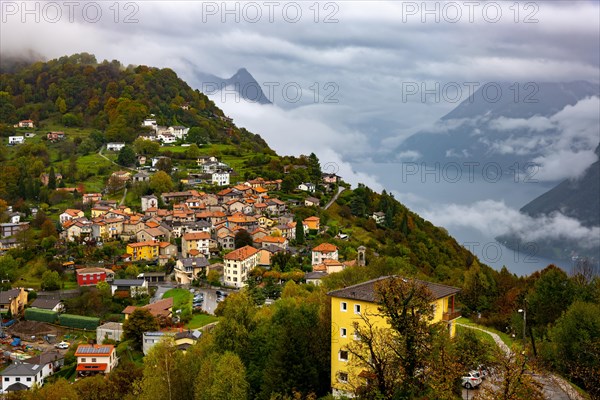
left=311, top=243, right=339, bottom=266
left=142, top=118, right=157, bottom=130
left=170, top=126, right=189, bottom=139
left=211, top=171, right=230, bottom=186
left=202, top=161, right=229, bottom=173
left=8, top=136, right=24, bottom=145
left=75, top=344, right=118, bottom=376
left=96, top=322, right=124, bottom=344
left=298, top=182, right=316, bottom=193
left=372, top=211, right=386, bottom=225
left=106, top=142, right=126, bottom=152
left=158, top=132, right=177, bottom=144
left=1, top=351, right=64, bottom=393
left=141, top=195, right=159, bottom=211
left=223, top=245, right=260, bottom=288
left=59, top=209, right=84, bottom=225
left=30, top=298, right=64, bottom=312
left=16, top=120, right=35, bottom=128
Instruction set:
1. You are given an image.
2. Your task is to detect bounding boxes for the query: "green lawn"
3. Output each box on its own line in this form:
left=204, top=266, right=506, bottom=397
left=163, top=288, right=192, bottom=311
left=456, top=324, right=497, bottom=348
left=457, top=317, right=518, bottom=348
left=185, top=314, right=219, bottom=329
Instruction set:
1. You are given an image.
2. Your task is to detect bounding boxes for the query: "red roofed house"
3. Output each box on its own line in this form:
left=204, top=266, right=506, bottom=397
left=16, top=119, right=35, bottom=128
left=312, top=258, right=344, bottom=274
left=76, top=267, right=115, bottom=286
left=122, top=297, right=173, bottom=320
left=311, top=243, right=339, bottom=266
left=257, top=235, right=288, bottom=250
left=303, top=216, right=320, bottom=232
left=182, top=231, right=211, bottom=258
left=75, top=344, right=118, bottom=376
left=223, top=245, right=259, bottom=288
left=59, top=209, right=84, bottom=225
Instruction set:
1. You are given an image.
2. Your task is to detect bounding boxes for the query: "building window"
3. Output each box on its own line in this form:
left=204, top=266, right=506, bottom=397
left=27, top=377, right=32, bottom=382
left=4, top=377, right=8, bottom=382
left=340, top=327, right=347, bottom=337
left=81, top=358, right=86, bottom=362
left=15, top=378, right=20, bottom=382
left=338, top=372, right=348, bottom=383
left=354, top=330, right=361, bottom=341
left=92, top=358, right=97, bottom=362
left=354, top=304, right=361, bottom=314
left=340, top=302, right=347, bottom=312
left=339, top=350, right=348, bottom=361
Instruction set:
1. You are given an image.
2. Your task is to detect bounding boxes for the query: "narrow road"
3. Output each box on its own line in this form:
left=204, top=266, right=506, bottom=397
left=98, top=145, right=137, bottom=172
left=324, top=186, right=345, bottom=210
left=457, top=323, right=584, bottom=400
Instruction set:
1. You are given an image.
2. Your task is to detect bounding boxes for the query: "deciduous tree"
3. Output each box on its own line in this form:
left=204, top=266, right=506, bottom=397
left=123, top=308, right=159, bottom=350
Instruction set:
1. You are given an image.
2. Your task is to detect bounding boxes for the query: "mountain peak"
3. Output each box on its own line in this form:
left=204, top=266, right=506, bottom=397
left=193, top=67, right=271, bottom=105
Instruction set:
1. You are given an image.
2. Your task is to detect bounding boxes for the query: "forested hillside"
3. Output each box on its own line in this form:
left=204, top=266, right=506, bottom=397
left=0, top=53, right=269, bottom=149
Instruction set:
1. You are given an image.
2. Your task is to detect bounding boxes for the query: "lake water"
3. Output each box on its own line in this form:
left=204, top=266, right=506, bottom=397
left=354, top=162, right=573, bottom=276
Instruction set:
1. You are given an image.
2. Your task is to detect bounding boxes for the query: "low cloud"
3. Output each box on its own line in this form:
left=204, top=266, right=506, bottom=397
left=206, top=95, right=384, bottom=190
left=421, top=199, right=600, bottom=250
left=484, top=96, right=600, bottom=180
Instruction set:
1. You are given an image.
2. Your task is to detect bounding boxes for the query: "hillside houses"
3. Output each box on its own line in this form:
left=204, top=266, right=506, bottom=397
left=48, top=171, right=341, bottom=293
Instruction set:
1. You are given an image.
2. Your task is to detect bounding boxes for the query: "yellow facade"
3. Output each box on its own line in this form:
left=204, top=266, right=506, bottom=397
left=329, top=277, right=460, bottom=397
left=126, top=242, right=159, bottom=261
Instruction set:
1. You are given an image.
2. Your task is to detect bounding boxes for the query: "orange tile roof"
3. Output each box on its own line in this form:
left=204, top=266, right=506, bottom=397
left=63, top=209, right=83, bottom=216
left=261, top=236, right=287, bottom=244
left=224, top=245, right=259, bottom=261
left=304, top=216, right=320, bottom=222
left=312, top=243, right=338, bottom=253
left=183, top=232, right=210, bottom=241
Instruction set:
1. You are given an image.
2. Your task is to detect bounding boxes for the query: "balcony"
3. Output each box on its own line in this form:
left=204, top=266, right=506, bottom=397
left=442, top=309, right=461, bottom=321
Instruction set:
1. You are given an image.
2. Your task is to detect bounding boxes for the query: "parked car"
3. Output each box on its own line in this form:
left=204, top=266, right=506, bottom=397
left=476, top=365, right=489, bottom=379
left=461, top=371, right=482, bottom=389
left=55, top=341, right=70, bottom=349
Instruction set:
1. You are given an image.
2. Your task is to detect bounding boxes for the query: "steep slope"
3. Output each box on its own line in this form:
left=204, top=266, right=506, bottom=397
left=0, top=53, right=270, bottom=149
left=520, top=144, right=600, bottom=228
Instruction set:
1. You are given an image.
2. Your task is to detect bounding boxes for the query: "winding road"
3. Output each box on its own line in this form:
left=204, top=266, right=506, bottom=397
left=324, top=185, right=346, bottom=210
left=457, top=323, right=584, bottom=400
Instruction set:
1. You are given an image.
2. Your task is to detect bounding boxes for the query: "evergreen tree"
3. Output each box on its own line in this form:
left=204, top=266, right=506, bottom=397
left=117, top=145, right=137, bottom=167
left=307, top=152, right=322, bottom=183
left=294, top=217, right=305, bottom=244
left=48, top=166, right=57, bottom=190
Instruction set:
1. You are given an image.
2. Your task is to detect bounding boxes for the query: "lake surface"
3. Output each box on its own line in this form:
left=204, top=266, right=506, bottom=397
left=354, top=162, right=572, bottom=276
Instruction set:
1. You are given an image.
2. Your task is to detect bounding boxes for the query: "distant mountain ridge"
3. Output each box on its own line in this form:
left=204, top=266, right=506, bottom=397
left=194, top=67, right=272, bottom=105
left=520, top=144, right=600, bottom=228
left=397, top=81, right=600, bottom=169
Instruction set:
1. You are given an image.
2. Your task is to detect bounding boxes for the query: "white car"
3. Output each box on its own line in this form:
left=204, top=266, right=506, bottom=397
left=55, top=341, right=70, bottom=349
left=461, top=371, right=482, bottom=389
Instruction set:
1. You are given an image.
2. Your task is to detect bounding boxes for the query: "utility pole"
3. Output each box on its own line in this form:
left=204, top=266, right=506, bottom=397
left=518, top=307, right=526, bottom=347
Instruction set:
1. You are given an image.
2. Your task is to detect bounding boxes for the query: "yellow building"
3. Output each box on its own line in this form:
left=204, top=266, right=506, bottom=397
left=126, top=241, right=159, bottom=261
left=328, top=276, right=461, bottom=398
left=303, top=216, right=320, bottom=231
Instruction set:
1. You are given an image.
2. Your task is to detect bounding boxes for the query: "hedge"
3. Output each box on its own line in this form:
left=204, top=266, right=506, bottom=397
left=58, top=314, right=100, bottom=330
left=24, top=308, right=59, bottom=324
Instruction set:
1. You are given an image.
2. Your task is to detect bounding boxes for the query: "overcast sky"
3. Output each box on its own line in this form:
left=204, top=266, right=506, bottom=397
left=2, top=1, right=599, bottom=267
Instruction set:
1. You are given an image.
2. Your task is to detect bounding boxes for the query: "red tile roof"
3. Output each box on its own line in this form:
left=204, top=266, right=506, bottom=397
left=224, top=245, right=259, bottom=261
left=312, top=243, right=338, bottom=253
